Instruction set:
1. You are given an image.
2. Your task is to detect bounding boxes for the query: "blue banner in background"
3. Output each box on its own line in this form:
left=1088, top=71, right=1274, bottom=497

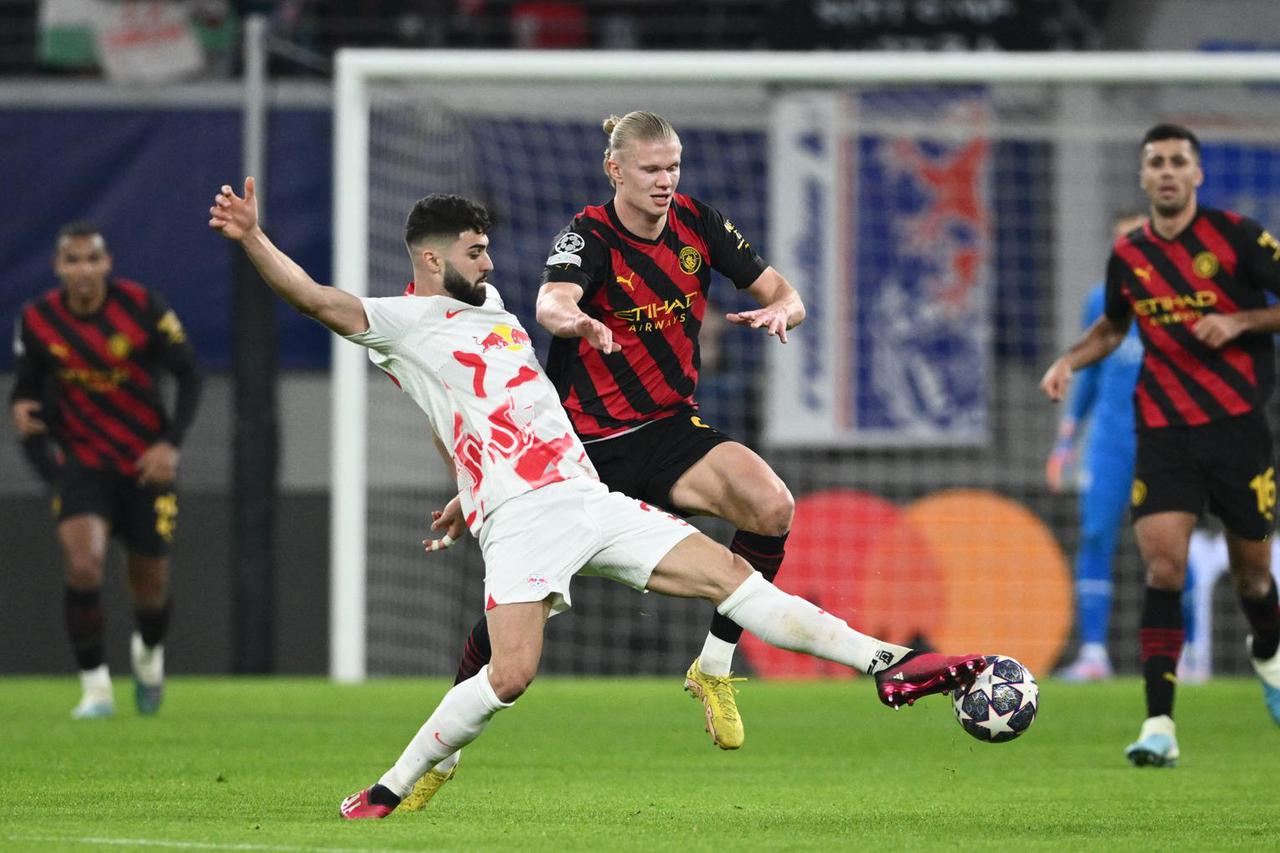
left=768, top=89, right=994, bottom=446
left=0, top=107, right=332, bottom=371
left=852, top=113, right=992, bottom=441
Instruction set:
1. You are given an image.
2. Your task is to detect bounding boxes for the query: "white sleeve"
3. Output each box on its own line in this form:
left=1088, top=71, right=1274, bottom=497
left=344, top=297, right=422, bottom=354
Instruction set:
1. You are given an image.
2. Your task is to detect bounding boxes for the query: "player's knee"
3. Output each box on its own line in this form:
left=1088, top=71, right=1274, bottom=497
left=1143, top=555, right=1186, bottom=590
left=708, top=553, right=754, bottom=604
left=65, top=553, right=105, bottom=586
left=486, top=660, right=536, bottom=703
left=130, top=581, right=167, bottom=609
left=750, top=485, right=794, bottom=537
left=1229, top=562, right=1274, bottom=598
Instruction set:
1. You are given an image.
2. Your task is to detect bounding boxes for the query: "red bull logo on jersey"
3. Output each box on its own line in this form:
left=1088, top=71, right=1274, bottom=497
left=474, top=324, right=531, bottom=353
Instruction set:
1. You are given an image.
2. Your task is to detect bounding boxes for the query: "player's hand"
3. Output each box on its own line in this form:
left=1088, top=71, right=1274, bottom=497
left=424, top=495, right=467, bottom=553
left=726, top=304, right=792, bottom=343
left=209, top=177, right=259, bottom=242
left=572, top=314, right=620, bottom=354
left=1039, top=358, right=1073, bottom=403
left=11, top=399, right=47, bottom=437
left=136, top=441, right=180, bottom=486
left=1191, top=313, right=1245, bottom=349
left=1045, top=444, right=1075, bottom=492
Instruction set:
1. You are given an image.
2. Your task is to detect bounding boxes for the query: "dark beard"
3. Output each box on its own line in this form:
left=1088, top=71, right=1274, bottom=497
left=442, top=263, right=486, bottom=306
left=1152, top=197, right=1189, bottom=218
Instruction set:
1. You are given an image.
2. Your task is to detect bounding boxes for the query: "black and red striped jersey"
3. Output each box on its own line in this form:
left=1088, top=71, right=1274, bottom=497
left=541, top=194, right=768, bottom=440
left=1104, top=207, right=1280, bottom=428
left=11, top=278, right=202, bottom=476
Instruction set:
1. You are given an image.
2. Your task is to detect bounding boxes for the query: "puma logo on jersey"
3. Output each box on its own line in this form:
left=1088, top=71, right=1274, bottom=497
left=616, top=273, right=637, bottom=291
left=1133, top=266, right=1152, bottom=282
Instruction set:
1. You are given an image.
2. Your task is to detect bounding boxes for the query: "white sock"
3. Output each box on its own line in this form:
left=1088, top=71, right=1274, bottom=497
left=131, top=632, right=164, bottom=686
left=697, top=635, right=737, bottom=677
left=716, top=572, right=910, bottom=675
left=433, top=749, right=462, bottom=774
left=79, top=663, right=111, bottom=697
left=1078, top=642, right=1109, bottom=664
left=377, top=665, right=511, bottom=798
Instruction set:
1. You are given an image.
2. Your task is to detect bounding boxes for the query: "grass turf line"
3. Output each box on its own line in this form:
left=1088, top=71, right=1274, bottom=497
left=1, top=676, right=1278, bottom=851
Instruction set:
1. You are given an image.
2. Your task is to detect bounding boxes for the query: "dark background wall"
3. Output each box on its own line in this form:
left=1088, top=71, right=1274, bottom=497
left=0, top=492, right=329, bottom=674
left=0, top=104, right=332, bottom=373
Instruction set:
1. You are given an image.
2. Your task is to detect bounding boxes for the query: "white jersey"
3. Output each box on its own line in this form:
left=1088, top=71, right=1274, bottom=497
left=345, top=284, right=598, bottom=533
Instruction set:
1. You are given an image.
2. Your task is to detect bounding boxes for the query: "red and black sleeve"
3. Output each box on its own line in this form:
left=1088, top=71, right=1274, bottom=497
left=696, top=200, right=769, bottom=289
left=10, top=307, right=49, bottom=403
left=1230, top=216, right=1280, bottom=296
left=541, top=220, right=610, bottom=298
left=143, top=290, right=202, bottom=447
left=1103, top=250, right=1134, bottom=324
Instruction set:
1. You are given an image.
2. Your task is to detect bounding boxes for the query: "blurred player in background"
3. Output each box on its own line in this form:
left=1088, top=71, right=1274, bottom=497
left=209, top=179, right=986, bottom=819
left=9, top=222, right=202, bottom=718
left=432, top=112, right=804, bottom=788
left=1047, top=210, right=1147, bottom=682
left=1041, top=124, right=1280, bottom=767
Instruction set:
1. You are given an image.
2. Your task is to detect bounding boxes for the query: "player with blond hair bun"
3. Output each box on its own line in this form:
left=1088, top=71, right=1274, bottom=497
left=209, top=177, right=989, bottom=819
left=417, top=112, right=810, bottom=807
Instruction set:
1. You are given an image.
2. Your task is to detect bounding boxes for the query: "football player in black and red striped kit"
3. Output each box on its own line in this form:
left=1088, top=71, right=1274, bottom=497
left=401, top=110, right=806, bottom=807
left=10, top=221, right=202, bottom=719
left=1042, top=124, right=1280, bottom=766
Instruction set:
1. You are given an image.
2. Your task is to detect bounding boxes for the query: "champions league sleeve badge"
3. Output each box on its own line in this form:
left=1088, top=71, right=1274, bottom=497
left=546, top=231, right=586, bottom=267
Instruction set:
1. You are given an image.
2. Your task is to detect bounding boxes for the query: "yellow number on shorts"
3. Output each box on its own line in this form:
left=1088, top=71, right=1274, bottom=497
left=1249, top=467, right=1276, bottom=521
left=154, top=492, right=179, bottom=541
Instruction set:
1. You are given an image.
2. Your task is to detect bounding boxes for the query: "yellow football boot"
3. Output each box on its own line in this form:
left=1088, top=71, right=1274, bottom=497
left=684, top=657, right=746, bottom=750
left=396, top=766, right=455, bottom=813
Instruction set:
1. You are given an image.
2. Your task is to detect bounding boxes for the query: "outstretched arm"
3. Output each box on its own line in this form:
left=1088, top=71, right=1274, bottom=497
left=209, top=177, right=368, bottom=336
left=535, top=280, right=620, bottom=353
left=730, top=267, right=806, bottom=344
left=1039, top=315, right=1130, bottom=403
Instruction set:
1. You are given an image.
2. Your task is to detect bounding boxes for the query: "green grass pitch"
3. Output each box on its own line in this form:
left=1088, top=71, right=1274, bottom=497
left=2, top=675, right=1278, bottom=851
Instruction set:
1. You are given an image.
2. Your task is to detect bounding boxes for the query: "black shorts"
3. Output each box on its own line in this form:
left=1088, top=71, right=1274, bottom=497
left=583, top=412, right=735, bottom=514
left=53, top=465, right=179, bottom=557
left=1132, top=410, right=1276, bottom=540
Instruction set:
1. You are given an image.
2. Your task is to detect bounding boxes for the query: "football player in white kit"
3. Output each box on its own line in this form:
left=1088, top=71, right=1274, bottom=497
left=210, top=178, right=989, bottom=819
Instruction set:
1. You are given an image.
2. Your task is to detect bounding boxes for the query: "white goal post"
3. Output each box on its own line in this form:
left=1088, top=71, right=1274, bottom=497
left=331, top=50, right=1280, bottom=683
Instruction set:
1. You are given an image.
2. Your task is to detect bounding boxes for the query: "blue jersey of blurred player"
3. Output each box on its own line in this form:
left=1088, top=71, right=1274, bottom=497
left=1047, top=212, right=1146, bottom=682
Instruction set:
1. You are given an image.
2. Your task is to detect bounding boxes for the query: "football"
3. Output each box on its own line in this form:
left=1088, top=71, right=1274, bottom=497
left=952, top=655, right=1038, bottom=743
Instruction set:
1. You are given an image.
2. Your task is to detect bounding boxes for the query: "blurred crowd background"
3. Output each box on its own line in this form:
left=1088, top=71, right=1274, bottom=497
left=2, top=1, right=1266, bottom=81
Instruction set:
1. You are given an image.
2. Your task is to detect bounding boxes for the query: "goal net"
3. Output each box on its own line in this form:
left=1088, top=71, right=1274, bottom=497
left=331, top=51, right=1280, bottom=682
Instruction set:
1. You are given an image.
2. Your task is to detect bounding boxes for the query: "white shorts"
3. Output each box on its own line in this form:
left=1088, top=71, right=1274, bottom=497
left=478, top=477, right=696, bottom=616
